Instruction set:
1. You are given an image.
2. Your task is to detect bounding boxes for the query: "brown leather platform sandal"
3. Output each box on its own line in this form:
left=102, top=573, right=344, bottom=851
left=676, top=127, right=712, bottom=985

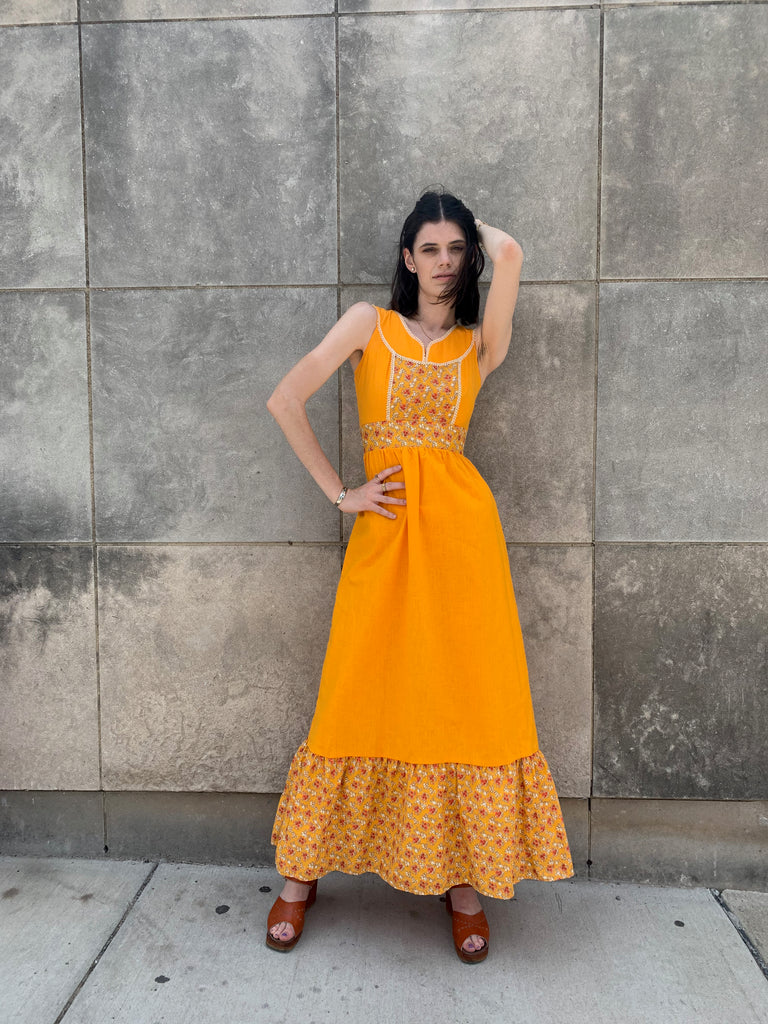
left=445, top=883, right=490, bottom=964
left=265, top=877, right=318, bottom=952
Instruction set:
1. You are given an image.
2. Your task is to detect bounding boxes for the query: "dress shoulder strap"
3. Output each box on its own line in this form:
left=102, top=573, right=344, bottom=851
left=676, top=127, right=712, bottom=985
left=373, top=307, right=422, bottom=362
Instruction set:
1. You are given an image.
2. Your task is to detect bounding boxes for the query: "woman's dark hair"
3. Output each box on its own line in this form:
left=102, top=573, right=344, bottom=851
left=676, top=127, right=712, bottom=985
left=390, top=189, right=484, bottom=326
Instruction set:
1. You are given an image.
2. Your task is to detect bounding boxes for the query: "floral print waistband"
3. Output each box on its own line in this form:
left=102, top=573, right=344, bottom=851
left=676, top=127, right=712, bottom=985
left=361, top=418, right=467, bottom=454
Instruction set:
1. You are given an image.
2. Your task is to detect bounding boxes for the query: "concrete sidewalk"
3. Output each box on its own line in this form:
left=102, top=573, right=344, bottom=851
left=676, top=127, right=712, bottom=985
left=1, top=856, right=767, bottom=1024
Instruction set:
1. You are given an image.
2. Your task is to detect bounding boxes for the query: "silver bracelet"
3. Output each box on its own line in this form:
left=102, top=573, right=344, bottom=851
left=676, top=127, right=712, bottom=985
left=333, top=485, right=347, bottom=507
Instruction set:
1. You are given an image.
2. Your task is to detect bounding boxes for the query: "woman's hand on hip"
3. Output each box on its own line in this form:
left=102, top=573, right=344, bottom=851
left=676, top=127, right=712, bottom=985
left=338, top=464, right=405, bottom=519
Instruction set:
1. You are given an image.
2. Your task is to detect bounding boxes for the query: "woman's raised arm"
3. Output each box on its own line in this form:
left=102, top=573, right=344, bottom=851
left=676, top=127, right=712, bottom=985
left=475, top=221, right=524, bottom=376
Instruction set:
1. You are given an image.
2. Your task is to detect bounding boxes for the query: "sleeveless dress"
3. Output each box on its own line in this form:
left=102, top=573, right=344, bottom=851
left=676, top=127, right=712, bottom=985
left=271, top=306, right=574, bottom=899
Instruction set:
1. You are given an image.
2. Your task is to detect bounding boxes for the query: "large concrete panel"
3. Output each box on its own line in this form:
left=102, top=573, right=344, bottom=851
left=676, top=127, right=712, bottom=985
left=105, top=791, right=281, bottom=864
left=464, top=284, right=595, bottom=543
left=82, top=0, right=332, bottom=16
left=90, top=287, right=339, bottom=542
left=591, top=799, right=768, bottom=892
left=339, top=10, right=599, bottom=283
left=0, top=545, right=99, bottom=790
left=0, top=791, right=104, bottom=858
left=0, top=291, right=92, bottom=541
left=81, top=19, right=336, bottom=286
left=601, top=6, right=768, bottom=279
left=509, top=545, right=593, bottom=798
left=55, top=867, right=768, bottom=1024
left=0, top=1, right=76, bottom=22
left=0, top=25, right=84, bottom=287
left=594, top=544, right=768, bottom=800
left=0, top=857, right=152, bottom=1024
left=98, top=544, right=340, bottom=792
left=596, top=282, right=768, bottom=542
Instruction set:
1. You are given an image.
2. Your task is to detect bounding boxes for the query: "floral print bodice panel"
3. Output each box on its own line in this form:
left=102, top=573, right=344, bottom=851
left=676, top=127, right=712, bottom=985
left=354, top=307, right=481, bottom=455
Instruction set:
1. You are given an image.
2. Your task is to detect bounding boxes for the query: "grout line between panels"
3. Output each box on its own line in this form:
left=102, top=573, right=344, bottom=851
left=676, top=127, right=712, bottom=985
left=3, top=539, right=768, bottom=548
left=2, top=276, right=767, bottom=296
left=335, top=0, right=345, bottom=548
left=587, top=0, right=608, bottom=883
left=77, top=1, right=105, bottom=806
left=7, top=1, right=768, bottom=29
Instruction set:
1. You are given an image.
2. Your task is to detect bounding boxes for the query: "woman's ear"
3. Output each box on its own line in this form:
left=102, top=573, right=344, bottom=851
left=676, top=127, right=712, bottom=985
left=403, top=248, right=416, bottom=273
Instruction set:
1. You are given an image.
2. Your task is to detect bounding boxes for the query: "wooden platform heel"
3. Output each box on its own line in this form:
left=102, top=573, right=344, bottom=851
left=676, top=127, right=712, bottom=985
left=265, top=877, right=318, bottom=952
left=445, top=884, right=490, bottom=964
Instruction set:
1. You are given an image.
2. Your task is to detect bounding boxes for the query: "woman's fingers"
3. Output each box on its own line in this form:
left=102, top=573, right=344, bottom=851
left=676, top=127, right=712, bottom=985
left=372, top=490, right=404, bottom=517
left=371, top=465, right=405, bottom=496
left=369, top=481, right=403, bottom=498
left=373, top=464, right=403, bottom=486
left=370, top=463, right=405, bottom=518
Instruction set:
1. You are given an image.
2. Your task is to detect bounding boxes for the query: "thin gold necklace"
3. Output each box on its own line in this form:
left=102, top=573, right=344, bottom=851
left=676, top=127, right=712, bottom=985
left=411, top=315, right=455, bottom=345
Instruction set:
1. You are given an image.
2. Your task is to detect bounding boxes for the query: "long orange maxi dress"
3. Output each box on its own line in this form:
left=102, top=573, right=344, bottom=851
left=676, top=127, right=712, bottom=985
left=271, top=306, right=574, bottom=898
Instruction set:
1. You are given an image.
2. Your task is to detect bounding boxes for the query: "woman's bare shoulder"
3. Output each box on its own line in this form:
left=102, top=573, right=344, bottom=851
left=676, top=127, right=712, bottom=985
left=343, top=300, right=379, bottom=322
left=342, top=302, right=379, bottom=361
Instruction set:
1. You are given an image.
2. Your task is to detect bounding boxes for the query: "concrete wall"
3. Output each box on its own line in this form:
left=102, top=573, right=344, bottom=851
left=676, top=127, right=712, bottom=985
left=1, top=1, right=766, bottom=890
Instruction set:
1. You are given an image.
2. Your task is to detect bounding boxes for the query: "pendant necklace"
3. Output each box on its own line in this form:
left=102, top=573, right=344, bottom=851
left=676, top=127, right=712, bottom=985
left=412, top=317, right=454, bottom=346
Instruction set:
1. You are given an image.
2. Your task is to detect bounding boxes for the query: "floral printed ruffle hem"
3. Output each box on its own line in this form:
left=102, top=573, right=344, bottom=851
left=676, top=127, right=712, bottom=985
left=271, top=741, right=574, bottom=899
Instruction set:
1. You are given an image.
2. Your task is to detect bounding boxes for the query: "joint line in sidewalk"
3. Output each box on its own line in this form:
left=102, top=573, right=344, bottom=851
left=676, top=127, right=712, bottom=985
left=53, top=862, right=159, bottom=1024
left=711, top=888, right=768, bottom=982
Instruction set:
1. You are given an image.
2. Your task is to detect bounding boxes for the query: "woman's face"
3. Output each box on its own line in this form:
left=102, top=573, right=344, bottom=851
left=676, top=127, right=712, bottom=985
left=403, top=219, right=467, bottom=304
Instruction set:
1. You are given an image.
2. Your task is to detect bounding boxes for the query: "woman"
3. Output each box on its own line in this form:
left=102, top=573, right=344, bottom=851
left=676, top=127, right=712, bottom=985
left=265, top=189, right=573, bottom=963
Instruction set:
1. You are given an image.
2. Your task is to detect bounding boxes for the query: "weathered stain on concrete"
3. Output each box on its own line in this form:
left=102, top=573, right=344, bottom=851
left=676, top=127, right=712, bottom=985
left=595, top=544, right=768, bottom=799
left=89, top=287, right=339, bottom=542
left=0, top=546, right=99, bottom=789
left=596, top=282, right=768, bottom=541
left=0, top=292, right=91, bottom=541
left=98, top=545, right=340, bottom=792
left=0, top=545, right=93, bottom=649
left=0, top=27, right=84, bottom=286
left=80, top=17, right=336, bottom=287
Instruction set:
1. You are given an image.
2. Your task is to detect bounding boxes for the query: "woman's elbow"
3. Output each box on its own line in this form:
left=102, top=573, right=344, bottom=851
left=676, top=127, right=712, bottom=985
left=266, top=387, right=286, bottom=416
left=266, top=391, right=279, bottom=414
left=498, top=238, right=524, bottom=264
left=266, top=386, right=302, bottom=416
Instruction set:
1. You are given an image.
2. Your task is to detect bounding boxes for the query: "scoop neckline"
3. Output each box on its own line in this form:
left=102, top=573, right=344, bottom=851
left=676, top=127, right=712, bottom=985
left=394, top=311, right=460, bottom=354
